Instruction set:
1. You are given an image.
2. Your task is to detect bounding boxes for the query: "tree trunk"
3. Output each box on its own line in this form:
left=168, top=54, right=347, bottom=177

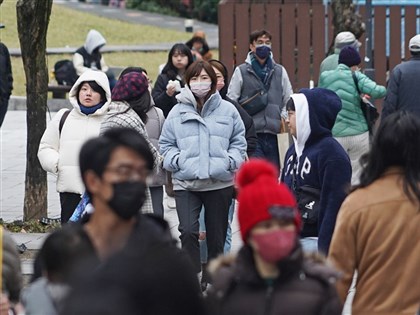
left=16, top=0, right=53, bottom=220
left=329, top=0, right=365, bottom=54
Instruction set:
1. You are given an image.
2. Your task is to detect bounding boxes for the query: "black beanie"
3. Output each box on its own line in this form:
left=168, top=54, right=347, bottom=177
left=338, top=46, right=361, bottom=67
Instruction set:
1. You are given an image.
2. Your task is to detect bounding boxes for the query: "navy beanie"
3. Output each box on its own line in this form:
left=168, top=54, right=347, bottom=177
left=338, top=46, right=361, bottom=67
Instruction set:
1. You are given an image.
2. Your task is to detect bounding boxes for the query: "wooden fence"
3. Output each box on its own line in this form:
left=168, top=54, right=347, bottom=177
left=218, top=0, right=420, bottom=90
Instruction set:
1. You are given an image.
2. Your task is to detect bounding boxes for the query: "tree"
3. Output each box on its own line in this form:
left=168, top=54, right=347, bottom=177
left=330, top=0, right=365, bottom=53
left=16, top=0, right=53, bottom=220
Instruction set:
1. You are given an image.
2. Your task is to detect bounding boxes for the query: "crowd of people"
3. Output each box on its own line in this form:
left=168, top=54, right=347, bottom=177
left=1, top=27, right=420, bottom=315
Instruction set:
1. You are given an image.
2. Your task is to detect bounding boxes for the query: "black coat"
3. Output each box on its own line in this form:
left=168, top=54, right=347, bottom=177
left=152, top=73, right=184, bottom=118
left=206, top=245, right=342, bottom=315
left=0, top=42, right=13, bottom=100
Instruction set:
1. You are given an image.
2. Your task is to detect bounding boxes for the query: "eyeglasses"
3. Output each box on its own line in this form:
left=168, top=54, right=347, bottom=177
left=105, top=164, right=149, bottom=181
left=255, top=40, right=272, bottom=46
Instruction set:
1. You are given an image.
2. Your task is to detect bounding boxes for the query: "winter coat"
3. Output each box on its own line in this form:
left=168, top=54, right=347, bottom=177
left=382, top=56, right=420, bottom=121
left=145, top=105, right=166, bottom=187
left=73, top=30, right=109, bottom=76
left=319, top=64, right=386, bottom=137
left=318, top=49, right=340, bottom=77
left=1, top=227, right=22, bottom=303
left=281, top=88, right=351, bottom=254
left=62, top=214, right=205, bottom=315
left=38, top=70, right=111, bottom=195
left=21, top=278, right=61, bottom=315
left=0, top=42, right=13, bottom=100
left=159, top=87, right=246, bottom=191
left=152, top=73, right=184, bottom=118
left=206, top=245, right=342, bottom=315
left=227, top=52, right=293, bottom=135
left=328, top=167, right=420, bottom=315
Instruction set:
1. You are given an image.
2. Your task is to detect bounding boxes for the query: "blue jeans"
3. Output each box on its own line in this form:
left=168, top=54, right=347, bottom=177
left=199, top=199, right=235, bottom=263
left=252, top=133, right=280, bottom=170
left=300, top=237, right=318, bottom=253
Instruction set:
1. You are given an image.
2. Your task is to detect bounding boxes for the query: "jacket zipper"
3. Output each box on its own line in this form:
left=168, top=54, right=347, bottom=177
left=262, top=283, right=274, bottom=315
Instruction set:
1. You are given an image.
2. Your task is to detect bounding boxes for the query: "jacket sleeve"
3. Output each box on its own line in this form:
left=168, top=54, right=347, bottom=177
left=227, top=109, right=247, bottom=171
left=318, top=282, right=344, bottom=315
left=328, top=200, right=358, bottom=303
left=159, top=114, right=181, bottom=172
left=357, top=72, right=386, bottom=99
left=381, top=68, right=400, bottom=122
left=37, top=109, right=68, bottom=175
left=318, top=157, right=351, bottom=255
left=73, top=52, right=89, bottom=76
left=281, top=66, right=293, bottom=120
left=227, top=66, right=243, bottom=102
left=100, top=56, right=109, bottom=73
left=152, top=75, right=177, bottom=117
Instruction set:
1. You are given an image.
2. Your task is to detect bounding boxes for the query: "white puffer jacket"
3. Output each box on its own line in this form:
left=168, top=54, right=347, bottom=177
left=38, top=70, right=111, bottom=194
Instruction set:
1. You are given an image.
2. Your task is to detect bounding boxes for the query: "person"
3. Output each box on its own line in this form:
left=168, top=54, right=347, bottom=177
left=60, top=127, right=204, bottom=315
left=159, top=60, right=247, bottom=274
left=281, top=88, right=351, bottom=255
left=185, top=31, right=212, bottom=61
left=0, top=226, right=23, bottom=315
left=205, top=159, right=343, bottom=315
left=382, top=34, right=420, bottom=121
left=319, top=46, right=386, bottom=185
left=328, top=111, right=420, bottom=315
left=101, top=70, right=163, bottom=214
left=21, top=227, right=95, bottom=315
left=119, top=66, right=166, bottom=217
left=227, top=29, right=293, bottom=170
left=318, top=31, right=361, bottom=77
left=0, top=24, right=13, bottom=127
left=38, top=69, right=111, bottom=223
left=152, top=43, right=194, bottom=209
left=73, top=29, right=116, bottom=89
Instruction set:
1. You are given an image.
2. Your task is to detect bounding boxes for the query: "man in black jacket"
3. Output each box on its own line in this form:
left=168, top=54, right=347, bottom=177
left=382, top=34, right=420, bottom=121
left=0, top=24, right=13, bottom=127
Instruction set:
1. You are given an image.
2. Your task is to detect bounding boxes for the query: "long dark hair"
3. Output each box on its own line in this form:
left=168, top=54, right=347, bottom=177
left=162, top=43, right=194, bottom=80
left=356, top=111, right=420, bottom=204
left=208, top=59, right=229, bottom=99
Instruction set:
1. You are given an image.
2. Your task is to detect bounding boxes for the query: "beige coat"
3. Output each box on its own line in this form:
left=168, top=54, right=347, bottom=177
left=329, top=168, right=420, bottom=315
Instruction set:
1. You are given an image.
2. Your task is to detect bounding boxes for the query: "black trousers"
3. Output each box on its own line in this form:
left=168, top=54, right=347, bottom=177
left=174, top=186, right=233, bottom=273
left=59, top=192, right=81, bottom=224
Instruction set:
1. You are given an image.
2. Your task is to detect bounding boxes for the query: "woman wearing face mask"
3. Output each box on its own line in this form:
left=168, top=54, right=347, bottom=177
left=159, top=60, right=247, bottom=275
left=38, top=69, right=111, bottom=224
left=205, top=159, right=343, bottom=315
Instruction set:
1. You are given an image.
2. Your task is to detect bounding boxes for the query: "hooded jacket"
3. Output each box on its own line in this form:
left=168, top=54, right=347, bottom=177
left=206, top=245, right=342, bottom=315
left=159, top=87, right=246, bottom=191
left=38, top=70, right=111, bottom=195
left=73, top=30, right=109, bottom=76
left=319, top=64, right=386, bottom=137
left=281, top=88, right=351, bottom=254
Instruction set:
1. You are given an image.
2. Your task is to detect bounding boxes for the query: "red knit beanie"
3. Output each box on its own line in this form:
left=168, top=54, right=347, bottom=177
left=236, top=159, right=301, bottom=242
left=111, top=72, right=148, bottom=102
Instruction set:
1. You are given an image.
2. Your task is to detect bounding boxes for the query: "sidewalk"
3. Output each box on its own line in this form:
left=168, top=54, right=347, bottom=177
left=0, top=111, right=242, bottom=260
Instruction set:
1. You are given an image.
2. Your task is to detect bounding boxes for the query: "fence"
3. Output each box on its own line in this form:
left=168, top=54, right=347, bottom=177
left=218, top=0, right=420, bottom=90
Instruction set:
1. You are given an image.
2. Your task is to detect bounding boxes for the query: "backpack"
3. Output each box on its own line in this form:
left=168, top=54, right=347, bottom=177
left=54, top=60, right=78, bottom=86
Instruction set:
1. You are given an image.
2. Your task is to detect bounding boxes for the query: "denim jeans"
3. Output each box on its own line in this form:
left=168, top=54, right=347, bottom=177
left=199, top=199, right=235, bottom=264
left=252, top=133, right=280, bottom=170
left=300, top=237, right=318, bottom=253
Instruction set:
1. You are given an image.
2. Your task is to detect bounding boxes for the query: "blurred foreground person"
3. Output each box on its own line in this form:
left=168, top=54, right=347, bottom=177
left=61, top=127, right=204, bottom=315
left=329, top=111, right=420, bottom=315
left=206, top=159, right=342, bottom=315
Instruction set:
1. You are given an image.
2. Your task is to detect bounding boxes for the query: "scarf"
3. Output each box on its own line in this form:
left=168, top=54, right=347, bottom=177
left=79, top=101, right=105, bottom=115
left=251, top=53, right=273, bottom=86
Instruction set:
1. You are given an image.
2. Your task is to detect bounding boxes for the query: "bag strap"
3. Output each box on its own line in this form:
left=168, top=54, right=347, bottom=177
left=351, top=71, right=362, bottom=96
left=59, top=109, right=72, bottom=136
left=239, top=64, right=268, bottom=92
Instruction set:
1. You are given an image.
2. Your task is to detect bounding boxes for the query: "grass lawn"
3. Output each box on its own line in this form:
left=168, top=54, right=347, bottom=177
left=1, top=1, right=218, bottom=96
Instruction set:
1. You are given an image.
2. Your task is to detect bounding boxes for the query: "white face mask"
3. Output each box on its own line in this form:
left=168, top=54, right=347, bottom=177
left=189, top=82, right=211, bottom=99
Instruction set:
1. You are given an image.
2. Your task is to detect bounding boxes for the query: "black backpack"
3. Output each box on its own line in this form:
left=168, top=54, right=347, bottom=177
left=54, top=59, right=78, bottom=86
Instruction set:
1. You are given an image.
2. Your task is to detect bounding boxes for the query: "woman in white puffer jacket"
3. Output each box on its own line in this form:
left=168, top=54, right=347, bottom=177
left=38, top=69, right=111, bottom=223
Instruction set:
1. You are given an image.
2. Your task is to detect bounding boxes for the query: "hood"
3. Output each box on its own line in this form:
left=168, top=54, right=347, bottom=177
left=69, top=69, right=111, bottom=115
left=291, top=88, right=341, bottom=158
left=84, top=29, right=106, bottom=54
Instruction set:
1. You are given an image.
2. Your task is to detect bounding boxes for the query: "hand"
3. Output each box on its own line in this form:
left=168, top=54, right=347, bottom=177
left=166, top=85, right=176, bottom=97
left=0, top=294, right=10, bottom=315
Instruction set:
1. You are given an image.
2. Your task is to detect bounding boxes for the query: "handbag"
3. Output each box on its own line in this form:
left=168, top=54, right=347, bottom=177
left=277, top=118, right=290, bottom=170
left=239, top=89, right=268, bottom=116
left=352, top=72, right=379, bottom=133
left=292, top=156, right=321, bottom=225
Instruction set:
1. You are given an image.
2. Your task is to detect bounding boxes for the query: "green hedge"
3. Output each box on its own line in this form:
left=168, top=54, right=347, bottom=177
left=127, top=0, right=218, bottom=24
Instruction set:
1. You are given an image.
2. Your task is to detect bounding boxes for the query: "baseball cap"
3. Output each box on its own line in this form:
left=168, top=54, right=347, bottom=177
left=409, top=34, right=420, bottom=52
left=335, top=31, right=361, bottom=49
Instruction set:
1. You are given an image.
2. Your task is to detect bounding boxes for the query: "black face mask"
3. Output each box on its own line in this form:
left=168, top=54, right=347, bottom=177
left=107, top=181, right=147, bottom=220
